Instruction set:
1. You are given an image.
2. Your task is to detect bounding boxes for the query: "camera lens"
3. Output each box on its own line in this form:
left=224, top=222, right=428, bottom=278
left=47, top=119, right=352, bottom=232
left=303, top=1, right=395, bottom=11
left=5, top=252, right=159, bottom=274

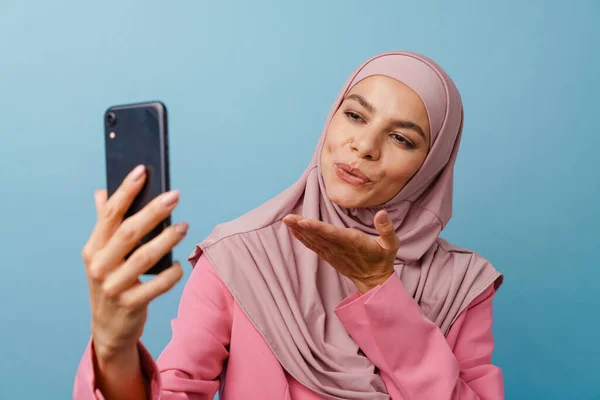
left=106, top=112, right=117, bottom=126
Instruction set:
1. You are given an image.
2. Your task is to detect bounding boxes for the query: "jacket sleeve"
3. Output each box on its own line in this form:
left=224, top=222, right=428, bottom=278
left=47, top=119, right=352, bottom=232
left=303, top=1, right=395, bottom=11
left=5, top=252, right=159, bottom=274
left=73, top=254, right=233, bottom=400
left=334, top=274, right=503, bottom=400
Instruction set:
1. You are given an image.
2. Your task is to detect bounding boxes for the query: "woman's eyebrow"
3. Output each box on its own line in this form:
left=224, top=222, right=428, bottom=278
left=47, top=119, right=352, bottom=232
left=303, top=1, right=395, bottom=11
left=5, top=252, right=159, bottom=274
left=345, top=93, right=427, bottom=142
left=391, top=119, right=427, bottom=142
left=345, top=93, right=375, bottom=113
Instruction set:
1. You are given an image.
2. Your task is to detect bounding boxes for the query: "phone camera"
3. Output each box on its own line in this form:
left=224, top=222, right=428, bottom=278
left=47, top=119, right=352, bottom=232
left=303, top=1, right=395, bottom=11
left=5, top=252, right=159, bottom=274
left=106, top=112, right=117, bottom=127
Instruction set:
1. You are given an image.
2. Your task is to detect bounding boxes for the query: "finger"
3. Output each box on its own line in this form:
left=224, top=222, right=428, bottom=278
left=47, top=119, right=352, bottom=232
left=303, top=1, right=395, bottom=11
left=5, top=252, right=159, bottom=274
left=119, top=262, right=184, bottom=309
left=81, top=189, right=110, bottom=265
left=90, top=190, right=180, bottom=278
left=289, top=226, right=338, bottom=261
left=289, top=227, right=362, bottom=277
left=101, top=222, right=189, bottom=296
left=297, top=219, right=361, bottom=248
left=94, top=189, right=108, bottom=215
left=298, top=220, right=388, bottom=261
left=299, top=228, right=344, bottom=252
left=374, top=210, right=399, bottom=251
left=289, top=226, right=321, bottom=252
left=296, top=219, right=338, bottom=239
left=88, top=165, right=147, bottom=251
left=289, top=226, right=317, bottom=248
left=282, top=214, right=304, bottom=226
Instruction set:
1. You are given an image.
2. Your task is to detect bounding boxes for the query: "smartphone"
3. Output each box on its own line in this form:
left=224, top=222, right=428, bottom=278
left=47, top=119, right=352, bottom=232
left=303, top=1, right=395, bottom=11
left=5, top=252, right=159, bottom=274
left=104, top=101, right=171, bottom=275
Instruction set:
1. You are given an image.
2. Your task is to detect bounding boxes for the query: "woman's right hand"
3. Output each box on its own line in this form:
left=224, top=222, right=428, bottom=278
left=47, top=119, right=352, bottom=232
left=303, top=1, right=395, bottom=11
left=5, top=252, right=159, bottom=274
left=81, top=164, right=187, bottom=364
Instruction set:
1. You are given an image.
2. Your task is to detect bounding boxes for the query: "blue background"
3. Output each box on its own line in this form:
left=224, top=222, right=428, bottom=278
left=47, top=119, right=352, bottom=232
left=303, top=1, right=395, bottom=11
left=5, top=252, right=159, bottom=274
left=1, top=1, right=598, bottom=398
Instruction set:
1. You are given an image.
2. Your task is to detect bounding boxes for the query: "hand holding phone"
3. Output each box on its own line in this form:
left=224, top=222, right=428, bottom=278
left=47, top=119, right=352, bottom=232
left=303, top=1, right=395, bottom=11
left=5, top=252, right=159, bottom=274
left=79, top=101, right=188, bottom=388
left=81, top=169, right=187, bottom=392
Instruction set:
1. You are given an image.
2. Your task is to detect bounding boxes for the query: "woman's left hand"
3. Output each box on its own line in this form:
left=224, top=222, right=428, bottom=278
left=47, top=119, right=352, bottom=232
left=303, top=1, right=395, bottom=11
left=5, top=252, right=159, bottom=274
left=283, top=210, right=399, bottom=295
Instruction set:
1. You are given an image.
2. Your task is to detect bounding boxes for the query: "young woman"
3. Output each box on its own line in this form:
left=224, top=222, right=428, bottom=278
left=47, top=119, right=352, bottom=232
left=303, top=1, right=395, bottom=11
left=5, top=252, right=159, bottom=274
left=74, top=51, right=504, bottom=399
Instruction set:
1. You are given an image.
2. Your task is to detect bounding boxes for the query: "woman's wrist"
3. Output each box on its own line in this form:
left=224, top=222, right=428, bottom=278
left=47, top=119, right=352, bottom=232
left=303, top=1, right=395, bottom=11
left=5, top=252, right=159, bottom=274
left=92, top=339, right=148, bottom=399
left=93, top=336, right=139, bottom=366
left=352, top=270, right=394, bottom=295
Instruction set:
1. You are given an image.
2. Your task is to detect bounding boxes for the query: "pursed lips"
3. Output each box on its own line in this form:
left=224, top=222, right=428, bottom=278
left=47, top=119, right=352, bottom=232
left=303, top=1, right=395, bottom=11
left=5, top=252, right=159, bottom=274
left=334, top=162, right=373, bottom=186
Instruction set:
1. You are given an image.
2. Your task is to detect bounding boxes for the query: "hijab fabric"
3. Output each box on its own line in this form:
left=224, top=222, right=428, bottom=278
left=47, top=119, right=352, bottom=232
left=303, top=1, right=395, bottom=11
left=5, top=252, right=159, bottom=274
left=189, top=51, right=503, bottom=399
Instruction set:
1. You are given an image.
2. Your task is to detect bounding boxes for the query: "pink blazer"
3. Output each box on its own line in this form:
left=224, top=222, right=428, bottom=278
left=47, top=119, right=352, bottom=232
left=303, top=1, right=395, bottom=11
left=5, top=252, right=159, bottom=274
left=74, top=254, right=504, bottom=399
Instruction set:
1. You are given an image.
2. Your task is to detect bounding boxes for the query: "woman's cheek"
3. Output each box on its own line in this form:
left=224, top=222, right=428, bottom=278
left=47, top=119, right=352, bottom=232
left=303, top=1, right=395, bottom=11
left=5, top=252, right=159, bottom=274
left=334, top=129, right=352, bottom=151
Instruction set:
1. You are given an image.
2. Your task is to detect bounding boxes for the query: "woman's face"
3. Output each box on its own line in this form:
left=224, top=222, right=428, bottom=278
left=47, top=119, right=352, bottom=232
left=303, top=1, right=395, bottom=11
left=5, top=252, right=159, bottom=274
left=321, top=75, right=431, bottom=209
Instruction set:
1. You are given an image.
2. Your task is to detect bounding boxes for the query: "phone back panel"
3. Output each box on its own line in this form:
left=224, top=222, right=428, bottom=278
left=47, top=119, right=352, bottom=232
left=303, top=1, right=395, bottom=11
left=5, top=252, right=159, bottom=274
left=104, top=101, right=171, bottom=274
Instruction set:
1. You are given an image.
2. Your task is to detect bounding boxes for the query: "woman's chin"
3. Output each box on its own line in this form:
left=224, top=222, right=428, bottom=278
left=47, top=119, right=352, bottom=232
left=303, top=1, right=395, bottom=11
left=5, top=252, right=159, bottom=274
left=325, top=186, right=367, bottom=209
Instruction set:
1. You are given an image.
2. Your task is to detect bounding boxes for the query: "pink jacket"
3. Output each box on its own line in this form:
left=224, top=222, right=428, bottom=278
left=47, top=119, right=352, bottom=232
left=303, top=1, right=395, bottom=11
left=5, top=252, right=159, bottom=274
left=74, top=254, right=503, bottom=399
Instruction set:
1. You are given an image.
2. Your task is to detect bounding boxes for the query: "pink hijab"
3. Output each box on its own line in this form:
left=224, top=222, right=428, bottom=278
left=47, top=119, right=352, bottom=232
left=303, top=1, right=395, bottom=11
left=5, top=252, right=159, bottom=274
left=189, top=51, right=503, bottom=399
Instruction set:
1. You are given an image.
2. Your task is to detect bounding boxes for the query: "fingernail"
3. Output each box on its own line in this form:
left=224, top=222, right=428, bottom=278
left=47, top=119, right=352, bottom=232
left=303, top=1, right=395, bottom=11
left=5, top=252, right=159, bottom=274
left=161, top=190, right=180, bottom=207
left=377, top=212, right=390, bottom=224
left=174, top=222, right=189, bottom=234
left=129, top=165, right=146, bottom=181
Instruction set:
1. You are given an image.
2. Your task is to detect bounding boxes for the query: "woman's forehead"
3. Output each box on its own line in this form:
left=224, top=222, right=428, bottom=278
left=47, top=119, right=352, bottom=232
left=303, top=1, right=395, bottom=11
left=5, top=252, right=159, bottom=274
left=347, top=55, right=448, bottom=143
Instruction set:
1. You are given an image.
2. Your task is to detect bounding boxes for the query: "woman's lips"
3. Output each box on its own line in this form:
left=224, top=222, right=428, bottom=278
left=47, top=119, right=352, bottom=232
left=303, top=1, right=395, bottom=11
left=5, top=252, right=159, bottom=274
left=334, top=163, right=372, bottom=186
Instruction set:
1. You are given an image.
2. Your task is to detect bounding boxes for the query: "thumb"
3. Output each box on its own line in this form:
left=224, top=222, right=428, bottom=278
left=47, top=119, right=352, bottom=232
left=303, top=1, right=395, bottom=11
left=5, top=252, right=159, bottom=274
left=374, top=210, right=399, bottom=251
left=94, top=189, right=108, bottom=215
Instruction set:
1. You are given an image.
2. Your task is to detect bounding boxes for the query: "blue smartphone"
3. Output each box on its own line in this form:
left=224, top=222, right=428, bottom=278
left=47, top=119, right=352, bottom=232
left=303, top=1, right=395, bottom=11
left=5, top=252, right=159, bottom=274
left=104, top=101, right=171, bottom=275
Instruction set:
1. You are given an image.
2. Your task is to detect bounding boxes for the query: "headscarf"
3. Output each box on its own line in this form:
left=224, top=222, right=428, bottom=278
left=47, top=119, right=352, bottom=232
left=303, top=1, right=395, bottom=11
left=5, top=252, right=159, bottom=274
left=189, top=51, right=503, bottom=399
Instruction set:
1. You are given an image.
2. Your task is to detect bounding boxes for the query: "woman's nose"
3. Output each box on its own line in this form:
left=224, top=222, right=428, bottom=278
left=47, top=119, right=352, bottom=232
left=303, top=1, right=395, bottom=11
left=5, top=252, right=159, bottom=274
left=350, top=129, right=381, bottom=161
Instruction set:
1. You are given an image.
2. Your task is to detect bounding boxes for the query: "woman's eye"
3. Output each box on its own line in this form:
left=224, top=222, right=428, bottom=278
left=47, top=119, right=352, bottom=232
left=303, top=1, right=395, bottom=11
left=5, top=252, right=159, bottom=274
left=391, top=133, right=414, bottom=149
left=345, top=111, right=364, bottom=123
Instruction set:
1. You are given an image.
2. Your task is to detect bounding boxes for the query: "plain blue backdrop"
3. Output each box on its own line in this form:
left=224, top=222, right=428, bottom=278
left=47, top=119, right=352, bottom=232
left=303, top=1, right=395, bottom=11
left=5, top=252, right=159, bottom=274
left=1, top=1, right=598, bottom=398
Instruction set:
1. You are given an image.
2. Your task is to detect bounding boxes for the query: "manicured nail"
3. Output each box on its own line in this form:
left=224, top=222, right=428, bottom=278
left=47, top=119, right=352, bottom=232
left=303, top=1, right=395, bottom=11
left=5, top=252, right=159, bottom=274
left=129, top=165, right=146, bottom=181
left=174, top=222, right=189, bottom=234
left=161, top=190, right=180, bottom=207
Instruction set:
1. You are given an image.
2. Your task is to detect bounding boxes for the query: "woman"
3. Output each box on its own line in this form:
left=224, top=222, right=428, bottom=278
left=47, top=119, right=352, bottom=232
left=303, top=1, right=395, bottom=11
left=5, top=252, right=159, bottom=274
left=74, top=51, right=504, bottom=399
